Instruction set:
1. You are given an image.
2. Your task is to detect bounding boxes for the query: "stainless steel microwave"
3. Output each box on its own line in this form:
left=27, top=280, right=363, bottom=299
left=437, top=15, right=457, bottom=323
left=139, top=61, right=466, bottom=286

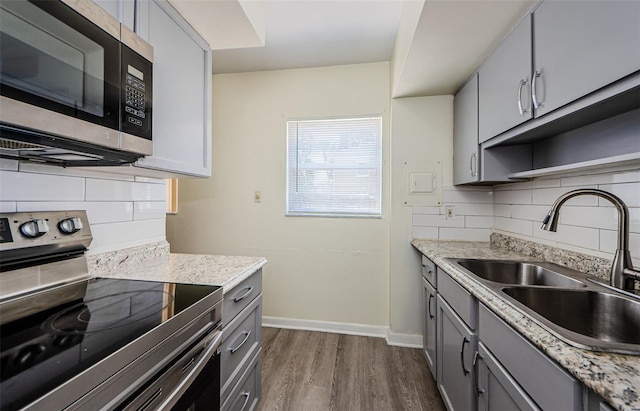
left=0, top=0, right=153, bottom=166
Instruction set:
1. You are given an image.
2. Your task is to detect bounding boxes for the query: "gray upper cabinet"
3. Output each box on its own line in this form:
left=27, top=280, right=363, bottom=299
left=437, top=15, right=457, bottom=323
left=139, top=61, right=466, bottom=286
left=453, top=74, right=479, bottom=185
left=92, top=0, right=135, bottom=31
left=135, top=0, right=212, bottom=177
left=532, top=1, right=640, bottom=117
left=478, top=16, right=532, bottom=143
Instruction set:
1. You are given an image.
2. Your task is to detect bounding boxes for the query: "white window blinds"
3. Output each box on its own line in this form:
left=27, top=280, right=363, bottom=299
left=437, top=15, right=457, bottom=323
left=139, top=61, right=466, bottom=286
left=286, top=116, right=382, bottom=217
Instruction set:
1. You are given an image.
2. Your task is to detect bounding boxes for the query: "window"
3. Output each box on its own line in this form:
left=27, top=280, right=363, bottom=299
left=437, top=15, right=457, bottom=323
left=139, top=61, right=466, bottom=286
left=286, top=116, right=382, bottom=217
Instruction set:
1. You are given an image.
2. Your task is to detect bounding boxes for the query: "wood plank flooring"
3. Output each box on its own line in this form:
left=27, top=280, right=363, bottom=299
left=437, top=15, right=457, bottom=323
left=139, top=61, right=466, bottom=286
left=256, top=328, right=445, bottom=411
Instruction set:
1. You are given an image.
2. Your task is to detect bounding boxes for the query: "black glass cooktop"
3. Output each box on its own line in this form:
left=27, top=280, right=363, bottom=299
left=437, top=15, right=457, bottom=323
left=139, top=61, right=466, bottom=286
left=0, top=277, right=221, bottom=411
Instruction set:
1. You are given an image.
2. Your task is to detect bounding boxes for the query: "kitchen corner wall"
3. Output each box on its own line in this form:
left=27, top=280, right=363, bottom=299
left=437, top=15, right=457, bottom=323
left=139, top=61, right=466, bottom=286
left=0, top=160, right=166, bottom=254
left=167, top=62, right=391, bottom=330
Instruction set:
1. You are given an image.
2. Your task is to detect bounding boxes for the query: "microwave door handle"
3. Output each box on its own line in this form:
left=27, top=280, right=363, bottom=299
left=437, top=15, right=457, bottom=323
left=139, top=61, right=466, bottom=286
left=156, top=330, right=223, bottom=410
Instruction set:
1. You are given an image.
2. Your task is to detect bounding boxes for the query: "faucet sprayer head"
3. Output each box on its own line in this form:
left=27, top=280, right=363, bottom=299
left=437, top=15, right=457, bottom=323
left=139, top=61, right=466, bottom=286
left=541, top=210, right=559, bottom=231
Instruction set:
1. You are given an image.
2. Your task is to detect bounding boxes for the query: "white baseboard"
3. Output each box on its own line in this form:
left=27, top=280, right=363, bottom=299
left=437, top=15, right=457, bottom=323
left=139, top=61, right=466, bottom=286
left=385, top=330, right=423, bottom=348
left=262, top=316, right=423, bottom=348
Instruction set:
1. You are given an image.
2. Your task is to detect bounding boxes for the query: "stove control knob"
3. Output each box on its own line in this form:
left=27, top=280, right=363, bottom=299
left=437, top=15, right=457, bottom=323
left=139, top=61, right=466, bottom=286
left=58, top=217, right=83, bottom=235
left=20, top=219, right=49, bottom=238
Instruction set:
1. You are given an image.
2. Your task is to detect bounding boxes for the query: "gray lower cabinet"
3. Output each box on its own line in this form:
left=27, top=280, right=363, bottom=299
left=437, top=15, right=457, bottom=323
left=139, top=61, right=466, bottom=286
left=478, top=303, right=582, bottom=411
left=437, top=295, right=477, bottom=411
left=476, top=342, right=539, bottom=411
left=221, top=269, right=263, bottom=411
left=422, top=277, right=437, bottom=379
left=422, top=259, right=616, bottom=411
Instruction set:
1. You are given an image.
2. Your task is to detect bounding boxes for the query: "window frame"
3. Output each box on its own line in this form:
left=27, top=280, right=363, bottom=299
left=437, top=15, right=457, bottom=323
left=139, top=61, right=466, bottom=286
left=285, top=115, right=383, bottom=218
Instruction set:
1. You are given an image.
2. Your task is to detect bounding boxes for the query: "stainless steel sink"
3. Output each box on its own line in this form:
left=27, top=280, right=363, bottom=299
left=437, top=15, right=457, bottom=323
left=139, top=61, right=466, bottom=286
left=502, top=287, right=640, bottom=354
left=451, top=259, right=587, bottom=288
left=445, top=257, right=640, bottom=354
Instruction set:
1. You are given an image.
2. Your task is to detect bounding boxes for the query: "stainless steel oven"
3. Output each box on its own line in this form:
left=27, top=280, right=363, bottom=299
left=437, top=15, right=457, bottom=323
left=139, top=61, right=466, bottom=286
left=0, top=211, right=223, bottom=410
left=0, top=0, right=153, bottom=166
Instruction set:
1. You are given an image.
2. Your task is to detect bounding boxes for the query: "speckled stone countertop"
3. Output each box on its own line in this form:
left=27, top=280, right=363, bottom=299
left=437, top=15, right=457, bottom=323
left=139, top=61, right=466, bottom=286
left=411, top=239, right=640, bottom=411
left=88, top=241, right=267, bottom=293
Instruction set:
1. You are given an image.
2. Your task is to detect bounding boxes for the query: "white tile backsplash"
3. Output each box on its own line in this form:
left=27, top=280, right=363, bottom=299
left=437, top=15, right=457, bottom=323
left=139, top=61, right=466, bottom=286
left=531, top=186, right=598, bottom=206
left=0, top=202, right=17, bottom=212
left=413, top=214, right=465, bottom=228
left=412, top=169, right=639, bottom=263
left=494, top=217, right=534, bottom=237
left=439, top=228, right=491, bottom=241
left=464, top=216, right=493, bottom=229
left=443, top=188, right=494, bottom=204
left=85, top=179, right=165, bottom=202
left=0, top=171, right=85, bottom=201
left=413, top=186, right=494, bottom=241
left=598, top=182, right=640, bottom=207
left=134, top=201, right=167, bottom=221
left=1, top=164, right=166, bottom=253
left=494, top=189, right=532, bottom=205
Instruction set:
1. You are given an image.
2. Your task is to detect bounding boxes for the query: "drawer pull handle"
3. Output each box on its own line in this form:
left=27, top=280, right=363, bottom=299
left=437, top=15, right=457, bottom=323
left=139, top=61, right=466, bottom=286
left=137, top=388, right=162, bottom=411
left=460, top=337, right=470, bottom=376
left=239, top=391, right=251, bottom=411
left=427, top=294, right=435, bottom=319
left=229, top=331, right=252, bottom=354
left=233, top=286, right=254, bottom=303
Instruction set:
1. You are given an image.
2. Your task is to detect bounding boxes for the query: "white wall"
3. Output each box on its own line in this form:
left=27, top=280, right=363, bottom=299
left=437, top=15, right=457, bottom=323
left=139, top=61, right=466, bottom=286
left=167, top=62, right=391, bottom=329
left=389, top=95, right=452, bottom=338
left=0, top=160, right=166, bottom=254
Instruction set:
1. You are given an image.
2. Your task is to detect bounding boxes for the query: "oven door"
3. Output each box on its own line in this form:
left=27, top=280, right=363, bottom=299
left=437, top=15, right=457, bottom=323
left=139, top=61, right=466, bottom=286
left=120, top=328, right=222, bottom=411
left=0, top=0, right=121, bottom=149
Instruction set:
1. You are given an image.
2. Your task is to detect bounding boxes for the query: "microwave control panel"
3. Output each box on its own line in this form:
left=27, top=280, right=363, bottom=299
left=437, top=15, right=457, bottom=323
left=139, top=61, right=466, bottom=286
left=121, top=45, right=152, bottom=140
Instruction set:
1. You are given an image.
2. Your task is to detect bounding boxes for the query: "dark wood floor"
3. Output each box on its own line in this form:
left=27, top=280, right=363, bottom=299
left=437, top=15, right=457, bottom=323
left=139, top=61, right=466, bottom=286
left=256, top=327, right=445, bottom=411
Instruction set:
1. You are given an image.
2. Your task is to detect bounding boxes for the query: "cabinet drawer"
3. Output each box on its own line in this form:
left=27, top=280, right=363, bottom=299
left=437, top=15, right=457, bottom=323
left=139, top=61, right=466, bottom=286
left=421, top=256, right=437, bottom=287
left=223, top=270, right=262, bottom=327
left=479, top=304, right=582, bottom=411
left=222, top=349, right=261, bottom=411
left=438, top=268, right=477, bottom=330
left=221, top=295, right=262, bottom=396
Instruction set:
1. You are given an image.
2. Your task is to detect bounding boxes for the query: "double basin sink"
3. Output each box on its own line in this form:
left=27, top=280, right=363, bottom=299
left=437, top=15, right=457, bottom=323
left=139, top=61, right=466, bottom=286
left=445, top=258, right=640, bottom=355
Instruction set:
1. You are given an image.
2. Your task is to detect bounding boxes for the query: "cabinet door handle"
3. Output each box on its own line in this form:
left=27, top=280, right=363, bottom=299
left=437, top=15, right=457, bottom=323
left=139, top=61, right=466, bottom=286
left=472, top=350, right=484, bottom=396
left=239, top=391, right=251, bottom=411
left=427, top=293, right=435, bottom=319
left=229, top=331, right=252, bottom=354
left=233, top=286, right=254, bottom=303
left=460, top=337, right=470, bottom=376
left=469, top=152, right=477, bottom=177
left=532, top=70, right=543, bottom=109
left=517, top=78, right=528, bottom=115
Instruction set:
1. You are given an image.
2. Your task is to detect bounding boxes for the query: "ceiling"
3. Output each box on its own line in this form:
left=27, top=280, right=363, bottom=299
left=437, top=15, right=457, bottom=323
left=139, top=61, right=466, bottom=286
left=168, top=0, right=535, bottom=96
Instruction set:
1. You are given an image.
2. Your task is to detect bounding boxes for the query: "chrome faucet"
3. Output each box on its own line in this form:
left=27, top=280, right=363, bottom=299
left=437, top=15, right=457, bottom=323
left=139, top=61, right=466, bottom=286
left=541, top=188, right=640, bottom=291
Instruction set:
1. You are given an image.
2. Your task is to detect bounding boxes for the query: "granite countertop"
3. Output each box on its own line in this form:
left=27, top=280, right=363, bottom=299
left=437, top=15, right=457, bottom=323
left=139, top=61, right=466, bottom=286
left=411, top=239, right=640, bottom=411
left=88, top=241, right=267, bottom=293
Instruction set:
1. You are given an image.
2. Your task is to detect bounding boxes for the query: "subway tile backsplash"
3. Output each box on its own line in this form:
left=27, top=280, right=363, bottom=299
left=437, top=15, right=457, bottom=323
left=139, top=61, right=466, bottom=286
left=413, top=169, right=640, bottom=263
left=0, top=166, right=166, bottom=254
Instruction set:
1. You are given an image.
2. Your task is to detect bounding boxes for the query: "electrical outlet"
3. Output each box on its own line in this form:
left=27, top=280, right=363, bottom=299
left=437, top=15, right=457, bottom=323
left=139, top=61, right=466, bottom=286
left=254, top=191, right=262, bottom=203
left=445, top=206, right=455, bottom=220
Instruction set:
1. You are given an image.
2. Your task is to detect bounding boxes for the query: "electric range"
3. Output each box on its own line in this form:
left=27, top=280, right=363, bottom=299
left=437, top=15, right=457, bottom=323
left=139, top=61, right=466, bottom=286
left=0, top=211, right=223, bottom=410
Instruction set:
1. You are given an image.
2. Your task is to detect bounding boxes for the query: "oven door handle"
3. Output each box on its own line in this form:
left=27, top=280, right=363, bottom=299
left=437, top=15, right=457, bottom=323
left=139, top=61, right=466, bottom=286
left=157, top=329, right=223, bottom=410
